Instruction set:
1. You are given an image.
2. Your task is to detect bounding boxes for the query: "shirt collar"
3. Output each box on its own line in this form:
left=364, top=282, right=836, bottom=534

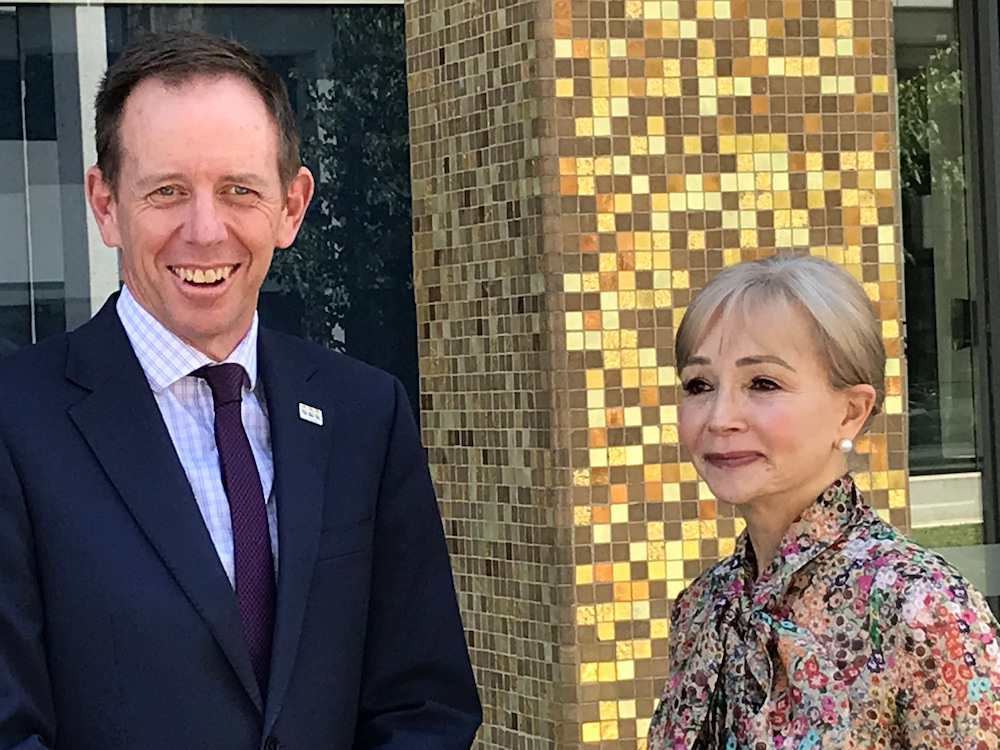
left=116, top=284, right=259, bottom=394
left=734, top=474, right=864, bottom=610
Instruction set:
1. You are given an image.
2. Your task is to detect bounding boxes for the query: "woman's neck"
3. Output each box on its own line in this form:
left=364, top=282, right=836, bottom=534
left=741, top=499, right=812, bottom=578
left=740, top=467, right=848, bottom=578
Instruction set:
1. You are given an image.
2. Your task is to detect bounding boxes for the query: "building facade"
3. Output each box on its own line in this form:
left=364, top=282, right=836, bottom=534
left=2, top=0, right=998, bottom=748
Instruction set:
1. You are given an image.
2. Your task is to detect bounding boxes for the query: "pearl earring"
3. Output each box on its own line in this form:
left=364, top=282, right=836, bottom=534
left=838, top=438, right=853, bottom=453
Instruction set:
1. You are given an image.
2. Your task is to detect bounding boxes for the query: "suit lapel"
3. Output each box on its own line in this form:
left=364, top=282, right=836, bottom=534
left=65, top=298, right=263, bottom=711
left=257, top=329, right=329, bottom=732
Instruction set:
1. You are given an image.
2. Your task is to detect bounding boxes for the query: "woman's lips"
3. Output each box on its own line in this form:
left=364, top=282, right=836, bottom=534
left=703, top=451, right=761, bottom=468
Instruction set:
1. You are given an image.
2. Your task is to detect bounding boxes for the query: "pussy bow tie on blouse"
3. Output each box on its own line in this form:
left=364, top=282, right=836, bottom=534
left=677, top=483, right=864, bottom=749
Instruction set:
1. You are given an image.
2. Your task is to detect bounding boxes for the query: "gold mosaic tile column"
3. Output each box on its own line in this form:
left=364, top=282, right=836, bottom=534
left=406, top=0, right=569, bottom=748
left=407, top=0, right=907, bottom=748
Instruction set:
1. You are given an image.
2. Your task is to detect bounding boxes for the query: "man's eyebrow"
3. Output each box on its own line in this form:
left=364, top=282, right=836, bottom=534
left=735, top=354, right=795, bottom=371
left=134, top=173, right=186, bottom=190
left=222, top=172, right=269, bottom=187
left=133, top=173, right=270, bottom=190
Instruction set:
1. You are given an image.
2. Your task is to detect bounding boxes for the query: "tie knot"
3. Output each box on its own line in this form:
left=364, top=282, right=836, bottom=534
left=194, top=363, right=246, bottom=407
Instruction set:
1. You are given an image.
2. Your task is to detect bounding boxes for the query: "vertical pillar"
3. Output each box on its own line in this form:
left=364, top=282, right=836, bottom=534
left=405, top=0, right=567, bottom=747
left=406, top=0, right=906, bottom=748
left=75, top=4, right=119, bottom=320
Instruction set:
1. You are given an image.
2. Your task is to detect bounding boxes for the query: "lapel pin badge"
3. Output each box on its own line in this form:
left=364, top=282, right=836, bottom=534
left=298, top=402, right=324, bottom=426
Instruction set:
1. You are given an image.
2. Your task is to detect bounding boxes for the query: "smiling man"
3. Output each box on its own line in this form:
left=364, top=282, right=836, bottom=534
left=0, top=31, right=481, bottom=750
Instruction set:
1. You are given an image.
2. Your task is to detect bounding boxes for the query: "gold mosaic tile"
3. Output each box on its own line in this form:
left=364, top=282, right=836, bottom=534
left=408, top=0, right=907, bottom=747
left=407, top=0, right=564, bottom=746
left=552, top=0, right=906, bottom=746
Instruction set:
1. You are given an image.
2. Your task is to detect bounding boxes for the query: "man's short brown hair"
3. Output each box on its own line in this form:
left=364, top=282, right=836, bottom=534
left=95, top=30, right=301, bottom=192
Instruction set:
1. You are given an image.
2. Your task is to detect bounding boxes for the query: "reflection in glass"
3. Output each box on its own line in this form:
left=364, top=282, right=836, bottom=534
left=270, top=8, right=414, bottom=390
left=0, top=5, right=96, bottom=356
left=0, top=7, right=32, bottom=356
left=895, top=3, right=982, bottom=547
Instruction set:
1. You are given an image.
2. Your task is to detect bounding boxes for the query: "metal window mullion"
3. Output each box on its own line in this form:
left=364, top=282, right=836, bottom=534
left=958, top=0, right=1000, bottom=555
left=16, top=11, right=37, bottom=343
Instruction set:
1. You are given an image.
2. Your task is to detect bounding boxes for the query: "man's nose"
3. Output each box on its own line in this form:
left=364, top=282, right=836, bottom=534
left=180, top=191, right=227, bottom=246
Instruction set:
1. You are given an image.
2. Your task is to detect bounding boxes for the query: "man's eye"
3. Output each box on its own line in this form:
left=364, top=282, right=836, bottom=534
left=232, top=185, right=252, bottom=196
left=155, top=186, right=175, bottom=197
left=750, top=377, right=779, bottom=391
left=681, top=378, right=711, bottom=395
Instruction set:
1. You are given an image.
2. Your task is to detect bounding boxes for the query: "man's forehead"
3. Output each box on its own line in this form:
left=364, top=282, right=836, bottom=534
left=117, top=73, right=278, bottom=146
left=125, top=71, right=264, bottom=109
left=114, top=74, right=283, bottom=185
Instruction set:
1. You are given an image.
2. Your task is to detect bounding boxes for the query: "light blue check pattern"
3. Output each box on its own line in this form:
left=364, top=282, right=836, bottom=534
left=117, top=285, right=277, bottom=586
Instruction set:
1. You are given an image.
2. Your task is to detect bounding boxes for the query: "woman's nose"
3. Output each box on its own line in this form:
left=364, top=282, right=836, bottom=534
left=706, top=388, right=746, bottom=433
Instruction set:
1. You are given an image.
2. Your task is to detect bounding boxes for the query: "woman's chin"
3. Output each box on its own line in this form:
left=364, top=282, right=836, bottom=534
left=698, top=472, right=760, bottom=507
left=710, top=490, right=756, bottom=507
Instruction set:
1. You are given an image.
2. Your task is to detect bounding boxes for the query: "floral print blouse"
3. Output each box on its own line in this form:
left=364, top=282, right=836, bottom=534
left=648, top=474, right=1000, bottom=750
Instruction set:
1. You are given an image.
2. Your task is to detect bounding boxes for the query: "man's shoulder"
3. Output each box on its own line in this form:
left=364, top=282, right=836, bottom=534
left=0, top=330, right=71, bottom=389
left=0, top=331, right=82, bottom=443
left=260, top=328, right=390, bottom=376
left=259, top=328, right=401, bottom=401
left=0, top=298, right=128, bottom=387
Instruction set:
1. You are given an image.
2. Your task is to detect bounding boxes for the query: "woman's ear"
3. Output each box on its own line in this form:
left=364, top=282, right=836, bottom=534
left=841, top=383, right=877, bottom=438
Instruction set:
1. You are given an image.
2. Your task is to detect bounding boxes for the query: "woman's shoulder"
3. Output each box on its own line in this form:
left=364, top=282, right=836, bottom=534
left=665, top=551, right=745, bottom=673
left=839, top=510, right=974, bottom=592
left=845, top=514, right=1000, bottom=733
left=670, top=549, right=744, bottom=628
left=838, top=509, right=998, bottom=636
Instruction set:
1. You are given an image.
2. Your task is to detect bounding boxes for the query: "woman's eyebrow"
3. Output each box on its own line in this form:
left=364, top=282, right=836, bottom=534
left=735, top=354, right=795, bottom=371
left=685, top=355, right=711, bottom=366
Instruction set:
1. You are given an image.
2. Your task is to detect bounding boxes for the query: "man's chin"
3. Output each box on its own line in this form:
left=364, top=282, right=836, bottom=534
left=169, top=319, right=244, bottom=360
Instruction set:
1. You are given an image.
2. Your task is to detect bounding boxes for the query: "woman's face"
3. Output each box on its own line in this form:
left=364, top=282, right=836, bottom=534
left=677, top=306, right=869, bottom=511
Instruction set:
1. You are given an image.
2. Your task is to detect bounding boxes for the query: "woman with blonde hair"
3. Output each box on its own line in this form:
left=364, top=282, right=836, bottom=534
left=648, top=254, right=1000, bottom=749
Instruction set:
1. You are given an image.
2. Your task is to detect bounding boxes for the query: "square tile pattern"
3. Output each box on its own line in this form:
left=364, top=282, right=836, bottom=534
left=407, top=0, right=907, bottom=747
left=555, top=1, right=905, bottom=746
left=406, top=0, right=564, bottom=747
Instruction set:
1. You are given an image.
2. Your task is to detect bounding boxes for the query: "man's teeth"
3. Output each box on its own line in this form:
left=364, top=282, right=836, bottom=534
left=172, top=265, right=235, bottom=284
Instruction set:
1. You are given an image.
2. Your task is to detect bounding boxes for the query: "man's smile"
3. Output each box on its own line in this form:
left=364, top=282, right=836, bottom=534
left=168, top=264, right=238, bottom=286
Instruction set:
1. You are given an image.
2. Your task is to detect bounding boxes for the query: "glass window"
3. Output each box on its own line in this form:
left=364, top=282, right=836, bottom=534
left=0, top=6, right=31, bottom=355
left=2, top=5, right=120, bottom=351
left=897, top=2, right=974, bottom=474
left=896, top=2, right=980, bottom=542
left=0, top=6, right=70, bottom=353
left=895, top=1, right=1000, bottom=598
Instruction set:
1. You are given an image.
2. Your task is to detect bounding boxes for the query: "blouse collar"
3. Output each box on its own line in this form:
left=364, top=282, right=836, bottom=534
left=734, top=474, right=864, bottom=612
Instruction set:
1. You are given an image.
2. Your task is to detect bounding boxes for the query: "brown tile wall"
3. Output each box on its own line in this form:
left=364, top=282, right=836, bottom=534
left=405, top=0, right=568, bottom=748
left=406, top=0, right=907, bottom=748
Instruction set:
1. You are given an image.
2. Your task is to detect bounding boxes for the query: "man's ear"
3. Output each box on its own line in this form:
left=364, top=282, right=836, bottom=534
left=85, top=166, right=123, bottom=248
left=275, top=166, right=316, bottom=249
left=840, top=383, right=877, bottom=439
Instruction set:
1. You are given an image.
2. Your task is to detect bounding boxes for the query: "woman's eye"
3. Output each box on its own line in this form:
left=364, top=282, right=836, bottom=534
left=750, top=377, right=779, bottom=391
left=682, top=378, right=711, bottom=395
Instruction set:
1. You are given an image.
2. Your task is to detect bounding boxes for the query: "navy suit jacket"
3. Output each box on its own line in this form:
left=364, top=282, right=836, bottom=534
left=0, top=296, right=481, bottom=750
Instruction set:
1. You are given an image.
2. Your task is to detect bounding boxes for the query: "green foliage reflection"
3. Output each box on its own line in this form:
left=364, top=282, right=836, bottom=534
left=271, top=7, right=412, bottom=351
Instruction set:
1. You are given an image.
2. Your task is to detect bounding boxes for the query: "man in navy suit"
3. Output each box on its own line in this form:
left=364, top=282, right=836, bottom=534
left=0, top=30, right=481, bottom=750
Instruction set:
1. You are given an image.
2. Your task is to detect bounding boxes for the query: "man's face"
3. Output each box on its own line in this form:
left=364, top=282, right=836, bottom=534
left=86, top=74, right=313, bottom=360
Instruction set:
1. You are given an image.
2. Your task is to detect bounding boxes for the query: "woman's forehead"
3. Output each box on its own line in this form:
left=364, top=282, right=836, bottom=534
left=690, top=301, right=820, bottom=361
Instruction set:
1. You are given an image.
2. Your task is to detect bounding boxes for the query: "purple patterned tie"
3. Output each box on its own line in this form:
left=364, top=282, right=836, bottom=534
left=195, top=363, right=275, bottom=697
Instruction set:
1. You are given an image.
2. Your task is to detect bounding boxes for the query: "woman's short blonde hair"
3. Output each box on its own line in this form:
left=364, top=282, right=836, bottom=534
left=675, top=254, right=886, bottom=420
